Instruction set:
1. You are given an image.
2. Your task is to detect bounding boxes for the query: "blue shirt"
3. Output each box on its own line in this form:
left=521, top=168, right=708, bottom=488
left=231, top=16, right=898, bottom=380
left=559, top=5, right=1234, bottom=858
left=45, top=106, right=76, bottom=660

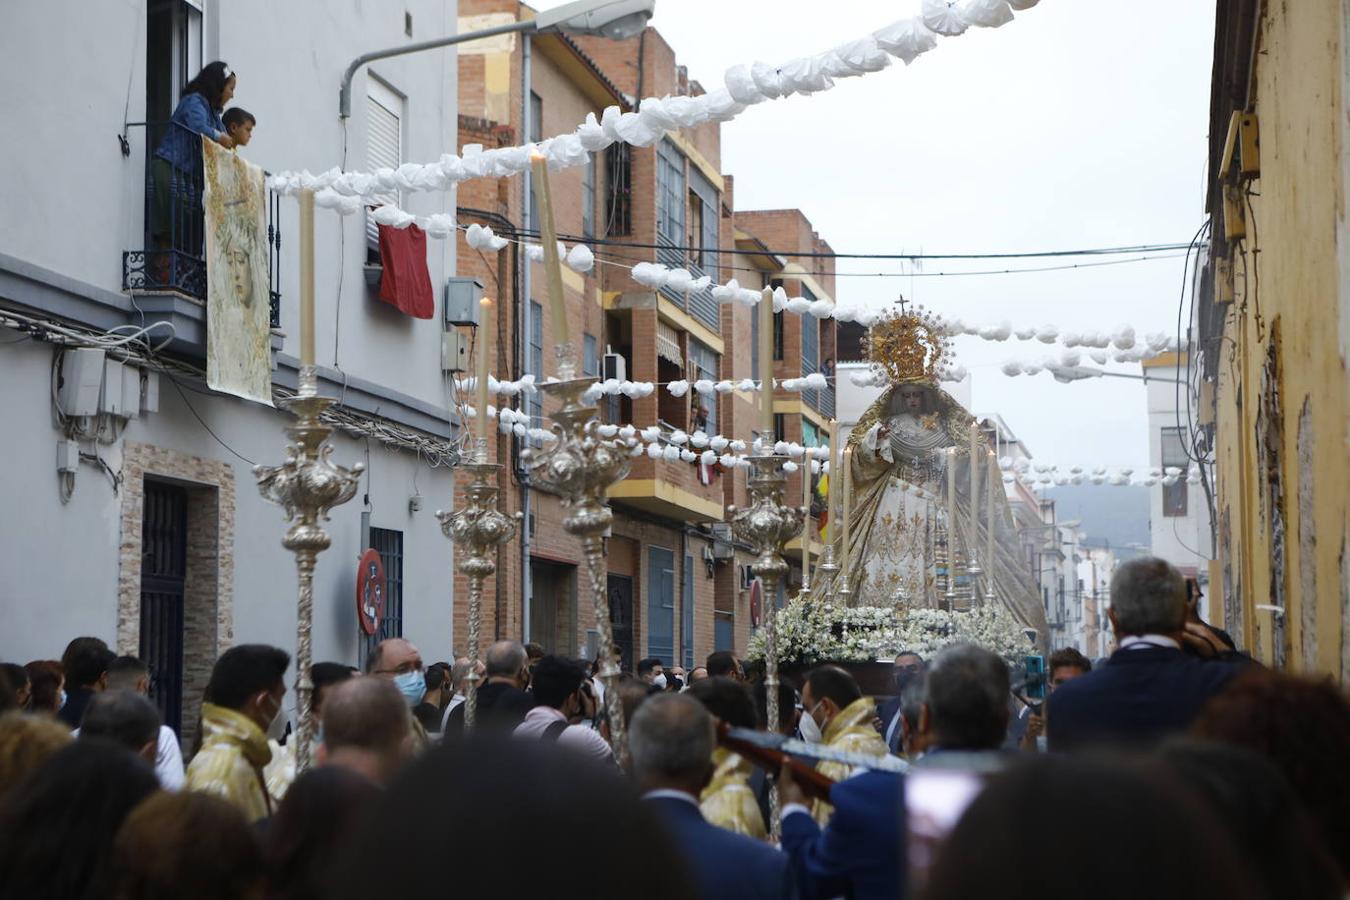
left=155, top=93, right=225, bottom=173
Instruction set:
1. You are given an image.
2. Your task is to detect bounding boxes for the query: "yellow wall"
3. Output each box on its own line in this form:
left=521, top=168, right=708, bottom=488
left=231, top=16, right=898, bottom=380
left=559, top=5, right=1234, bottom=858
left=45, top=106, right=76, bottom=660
left=1211, top=0, right=1350, bottom=679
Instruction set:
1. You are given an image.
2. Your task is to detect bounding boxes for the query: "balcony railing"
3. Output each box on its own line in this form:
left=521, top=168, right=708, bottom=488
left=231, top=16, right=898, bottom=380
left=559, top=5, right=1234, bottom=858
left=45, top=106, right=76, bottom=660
left=123, top=121, right=281, bottom=328
left=802, top=360, right=836, bottom=418
left=656, top=237, right=719, bottom=333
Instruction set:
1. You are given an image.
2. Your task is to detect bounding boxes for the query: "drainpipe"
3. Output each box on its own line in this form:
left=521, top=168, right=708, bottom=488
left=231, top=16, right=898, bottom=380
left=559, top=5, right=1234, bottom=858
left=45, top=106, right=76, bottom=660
left=520, top=30, right=534, bottom=644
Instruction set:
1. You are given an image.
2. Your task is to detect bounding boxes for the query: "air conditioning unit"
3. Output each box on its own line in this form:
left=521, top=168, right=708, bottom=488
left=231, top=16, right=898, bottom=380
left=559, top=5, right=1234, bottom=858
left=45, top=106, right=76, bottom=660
left=444, top=277, right=484, bottom=326
left=709, top=523, right=734, bottom=560
left=603, top=346, right=626, bottom=382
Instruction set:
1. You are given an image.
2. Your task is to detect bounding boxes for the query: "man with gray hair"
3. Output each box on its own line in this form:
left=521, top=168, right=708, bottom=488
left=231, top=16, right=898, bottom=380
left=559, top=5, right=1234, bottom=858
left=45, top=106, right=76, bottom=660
left=443, top=641, right=534, bottom=735
left=915, top=644, right=1010, bottom=754
left=318, top=676, right=413, bottom=785
left=630, top=694, right=789, bottom=899
left=1048, top=556, right=1248, bottom=752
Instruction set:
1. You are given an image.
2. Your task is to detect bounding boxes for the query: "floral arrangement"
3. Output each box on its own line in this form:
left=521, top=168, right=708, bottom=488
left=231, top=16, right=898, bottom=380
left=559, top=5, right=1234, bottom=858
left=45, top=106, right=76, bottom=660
left=748, top=601, right=1032, bottom=667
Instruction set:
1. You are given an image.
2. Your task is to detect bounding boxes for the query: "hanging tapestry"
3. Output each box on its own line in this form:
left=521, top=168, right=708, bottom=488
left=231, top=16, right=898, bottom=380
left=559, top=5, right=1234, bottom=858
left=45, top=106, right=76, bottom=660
left=203, top=138, right=273, bottom=406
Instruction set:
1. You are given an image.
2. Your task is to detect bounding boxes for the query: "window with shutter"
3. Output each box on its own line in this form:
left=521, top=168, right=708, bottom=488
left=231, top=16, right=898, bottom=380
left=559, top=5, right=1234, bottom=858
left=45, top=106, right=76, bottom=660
left=366, top=79, right=403, bottom=252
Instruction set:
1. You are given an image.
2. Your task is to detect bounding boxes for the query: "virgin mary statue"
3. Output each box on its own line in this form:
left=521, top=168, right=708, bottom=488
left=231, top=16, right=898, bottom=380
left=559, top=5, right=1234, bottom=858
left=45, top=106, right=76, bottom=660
left=835, top=306, right=1047, bottom=639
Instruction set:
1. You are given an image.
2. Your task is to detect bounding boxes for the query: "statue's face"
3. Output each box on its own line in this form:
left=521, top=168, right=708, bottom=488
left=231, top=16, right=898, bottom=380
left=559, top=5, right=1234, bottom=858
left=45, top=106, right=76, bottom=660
left=899, top=387, right=927, bottom=412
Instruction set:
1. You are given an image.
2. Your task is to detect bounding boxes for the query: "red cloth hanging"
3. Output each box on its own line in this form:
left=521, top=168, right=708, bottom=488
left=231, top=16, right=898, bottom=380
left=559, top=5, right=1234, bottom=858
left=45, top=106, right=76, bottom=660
left=377, top=223, right=434, bottom=319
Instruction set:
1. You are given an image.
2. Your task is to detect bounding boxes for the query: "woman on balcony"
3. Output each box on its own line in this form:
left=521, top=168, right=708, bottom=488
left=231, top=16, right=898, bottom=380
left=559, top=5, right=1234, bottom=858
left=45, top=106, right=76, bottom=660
left=149, top=61, right=238, bottom=287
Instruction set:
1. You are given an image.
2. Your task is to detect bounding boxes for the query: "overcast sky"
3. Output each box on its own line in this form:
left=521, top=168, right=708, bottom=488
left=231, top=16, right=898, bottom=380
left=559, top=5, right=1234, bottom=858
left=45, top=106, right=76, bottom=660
left=541, top=0, right=1214, bottom=469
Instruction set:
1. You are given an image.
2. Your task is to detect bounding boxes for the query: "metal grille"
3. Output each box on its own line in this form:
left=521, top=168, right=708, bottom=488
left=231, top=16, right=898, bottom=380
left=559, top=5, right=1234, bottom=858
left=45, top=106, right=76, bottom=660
left=605, top=144, right=631, bottom=236
left=122, top=120, right=283, bottom=328
left=140, top=481, right=187, bottom=735
left=369, top=527, right=404, bottom=645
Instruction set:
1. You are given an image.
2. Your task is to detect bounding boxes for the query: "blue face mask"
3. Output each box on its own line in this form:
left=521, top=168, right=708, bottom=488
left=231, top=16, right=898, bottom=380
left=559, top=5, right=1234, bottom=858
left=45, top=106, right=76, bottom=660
left=393, top=670, right=426, bottom=708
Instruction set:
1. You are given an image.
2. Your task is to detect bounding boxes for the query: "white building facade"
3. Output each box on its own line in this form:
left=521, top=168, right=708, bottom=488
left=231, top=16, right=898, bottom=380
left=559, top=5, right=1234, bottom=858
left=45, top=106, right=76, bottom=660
left=1143, top=353, right=1214, bottom=581
left=0, top=0, right=464, bottom=736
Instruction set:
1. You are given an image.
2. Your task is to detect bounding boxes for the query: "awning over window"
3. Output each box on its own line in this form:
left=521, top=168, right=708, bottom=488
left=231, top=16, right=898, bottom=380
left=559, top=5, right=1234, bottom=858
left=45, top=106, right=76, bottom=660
left=657, top=321, right=682, bottom=367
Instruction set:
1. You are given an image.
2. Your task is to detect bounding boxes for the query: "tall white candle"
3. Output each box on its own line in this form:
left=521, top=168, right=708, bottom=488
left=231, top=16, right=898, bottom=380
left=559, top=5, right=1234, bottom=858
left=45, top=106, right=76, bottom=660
left=475, top=298, right=493, bottom=452
left=969, top=423, right=980, bottom=558
left=529, top=154, right=570, bottom=353
left=827, top=420, right=839, bottom=549
left=299, top=190, right=315, bottom=368
left=840, top=445, right=853, bottom=577
left=947, top=447, right=958, bottom=579
left=802, top=449, right=812, bottom=586
left=987, top=449, right=996, bottom=579
left=759, top=287, right=774, bottom=442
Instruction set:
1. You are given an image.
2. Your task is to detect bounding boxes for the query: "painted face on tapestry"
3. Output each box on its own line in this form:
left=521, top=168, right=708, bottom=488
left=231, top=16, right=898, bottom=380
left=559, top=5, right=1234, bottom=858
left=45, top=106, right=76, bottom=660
left=227, top=243, right=253, bottom=307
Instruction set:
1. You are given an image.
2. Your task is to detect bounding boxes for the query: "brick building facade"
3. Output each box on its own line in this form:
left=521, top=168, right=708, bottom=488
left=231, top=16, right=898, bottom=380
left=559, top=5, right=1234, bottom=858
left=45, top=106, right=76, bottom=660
left=454, top=1, right=838, bottom=670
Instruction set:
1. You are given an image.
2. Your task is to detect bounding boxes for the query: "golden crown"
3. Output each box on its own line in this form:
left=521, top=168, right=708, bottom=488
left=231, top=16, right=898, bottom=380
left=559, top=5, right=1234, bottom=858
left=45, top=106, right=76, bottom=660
left=865, top=303, right=951, bottom=385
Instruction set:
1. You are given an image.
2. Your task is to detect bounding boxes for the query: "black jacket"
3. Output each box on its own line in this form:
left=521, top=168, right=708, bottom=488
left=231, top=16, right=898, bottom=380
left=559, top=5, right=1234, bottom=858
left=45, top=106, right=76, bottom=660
left=57, top=686, right=96, bottom=729
left=1046, top=646, right=1246, bottom=752
left=442, top=682, right=534, bottom=736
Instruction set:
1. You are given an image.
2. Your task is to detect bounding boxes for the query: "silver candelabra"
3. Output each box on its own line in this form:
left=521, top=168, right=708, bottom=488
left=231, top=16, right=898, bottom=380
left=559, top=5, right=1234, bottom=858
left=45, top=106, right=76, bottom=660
left=438, top=447, right=518, bottom=730
left=254, top=367, right=363, bottom=773
left=526, top=356, right=632, bottom=762
left=727, top=454, right=805, bottom=837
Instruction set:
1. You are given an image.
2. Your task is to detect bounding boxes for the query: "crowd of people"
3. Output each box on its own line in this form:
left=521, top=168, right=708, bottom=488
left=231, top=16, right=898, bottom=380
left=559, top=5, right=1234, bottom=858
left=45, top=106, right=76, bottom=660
left=1, top=556, right=1349, bottom=898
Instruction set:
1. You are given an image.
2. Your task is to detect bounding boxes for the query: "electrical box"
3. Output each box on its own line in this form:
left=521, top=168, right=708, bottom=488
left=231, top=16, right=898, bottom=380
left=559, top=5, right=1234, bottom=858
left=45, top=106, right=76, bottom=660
left=121, top=364, right=141, bottom=419
left=441, top=330, right=469, bottom=373
left=100, top=359, right=125, bottom=417
left=141, top=370, right=160, bottom=414
left=603, top=346, right=627, bottom=382
left=58, top=348, right=106, bottom=417
left=56, top=439, right=80, bottom=475
left=444, top=277, right=484, bottom=327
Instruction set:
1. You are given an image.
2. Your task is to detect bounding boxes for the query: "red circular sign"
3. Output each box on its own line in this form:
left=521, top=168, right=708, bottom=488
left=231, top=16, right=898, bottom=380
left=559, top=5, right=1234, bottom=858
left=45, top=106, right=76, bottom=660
left=356, top=548, right=386, bottom=636
left=749, top=578, right=763, bottom=629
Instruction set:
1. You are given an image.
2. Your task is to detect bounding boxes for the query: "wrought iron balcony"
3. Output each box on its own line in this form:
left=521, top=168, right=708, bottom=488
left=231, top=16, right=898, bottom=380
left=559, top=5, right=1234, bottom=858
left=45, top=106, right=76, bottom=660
left=122, top=121, right=282, bottom=329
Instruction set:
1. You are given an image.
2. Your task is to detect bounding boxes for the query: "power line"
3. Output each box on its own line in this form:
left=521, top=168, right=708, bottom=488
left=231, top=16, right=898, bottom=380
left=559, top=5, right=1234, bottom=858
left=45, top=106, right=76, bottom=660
left=587, top=248, right=1190, bottom=280
left=509, top=227, right=1193, bottom=261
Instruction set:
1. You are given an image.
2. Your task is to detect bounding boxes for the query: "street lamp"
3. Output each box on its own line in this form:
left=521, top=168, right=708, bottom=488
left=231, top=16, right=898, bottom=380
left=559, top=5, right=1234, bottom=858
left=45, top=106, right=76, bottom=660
left=339, top=0, right=656, bottom=118
left=1045, top=364, right=1187, bottom=386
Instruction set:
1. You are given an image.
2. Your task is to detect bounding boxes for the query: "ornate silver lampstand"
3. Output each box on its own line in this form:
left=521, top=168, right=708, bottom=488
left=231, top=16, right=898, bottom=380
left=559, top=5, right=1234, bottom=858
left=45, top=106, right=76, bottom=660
left=526, top=350, right=632, bottom=761
left=437, top=442, right=518, bottom=730
left=728, top=454, right=805, bottom=837
left=254, top=367, right=364, bottom=773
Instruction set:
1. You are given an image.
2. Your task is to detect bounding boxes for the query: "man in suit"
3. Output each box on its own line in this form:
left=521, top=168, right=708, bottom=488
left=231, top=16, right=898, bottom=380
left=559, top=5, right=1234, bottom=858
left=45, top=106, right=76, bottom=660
left=1047, top=557, right=1247, bottom=752
left=878, top=651, right=924, bottom=755
left=442, top=641, right=534, bottom=736
left=631, top=693, right=790, bottom=900
left=779, top=765, right=904, bottom=900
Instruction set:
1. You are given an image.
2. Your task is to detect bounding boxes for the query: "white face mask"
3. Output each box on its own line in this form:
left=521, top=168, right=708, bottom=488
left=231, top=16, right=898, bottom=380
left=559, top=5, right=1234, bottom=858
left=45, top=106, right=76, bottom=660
left=263, top=693, right=288, bottom=741
left=652, top=673, right=667, bottom=690
left=799, top=701, right=825, bottom=744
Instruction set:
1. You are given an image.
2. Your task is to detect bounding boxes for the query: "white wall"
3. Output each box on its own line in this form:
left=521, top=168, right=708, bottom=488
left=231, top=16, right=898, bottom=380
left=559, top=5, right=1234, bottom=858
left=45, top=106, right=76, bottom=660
left=0, top=335, right=458, bottom=669
left=1144, top=361, right=1213, bottom=574
left=0, top=0, right=459, bottom=410
left=0, top=0, right=465, bottom=675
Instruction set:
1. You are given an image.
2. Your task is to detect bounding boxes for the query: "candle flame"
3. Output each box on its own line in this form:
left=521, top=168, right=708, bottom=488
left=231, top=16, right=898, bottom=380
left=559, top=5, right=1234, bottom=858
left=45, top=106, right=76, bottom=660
left=529, top=152, right=547, bottom=164
left=480, top=297, right=493, bottom=308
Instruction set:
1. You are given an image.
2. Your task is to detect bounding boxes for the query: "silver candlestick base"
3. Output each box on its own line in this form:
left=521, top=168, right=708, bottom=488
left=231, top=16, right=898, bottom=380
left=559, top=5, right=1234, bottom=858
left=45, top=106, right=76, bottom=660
left=728, top=454, right=805, bottom=839
left=437, top=458, right=518, bottom=731
left=526, top=376, right=632, bottom=762
left=254, top=366, right=363, bottom=774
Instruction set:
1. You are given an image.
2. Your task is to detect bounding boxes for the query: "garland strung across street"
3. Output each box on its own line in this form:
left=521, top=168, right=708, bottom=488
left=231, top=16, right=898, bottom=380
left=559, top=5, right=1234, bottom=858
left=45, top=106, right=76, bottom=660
left=268, top=0, right=1044, bottom=209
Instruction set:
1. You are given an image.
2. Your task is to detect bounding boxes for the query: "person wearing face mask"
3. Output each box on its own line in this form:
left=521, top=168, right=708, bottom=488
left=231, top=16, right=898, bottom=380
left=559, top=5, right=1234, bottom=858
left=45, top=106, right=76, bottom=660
left=638, top=657, right=666, bottom=695
left=186, top=644, right=290, bottom=821
left=798, top=665, right=888, bottom=825
left=367, top=638, right=433, bottom=748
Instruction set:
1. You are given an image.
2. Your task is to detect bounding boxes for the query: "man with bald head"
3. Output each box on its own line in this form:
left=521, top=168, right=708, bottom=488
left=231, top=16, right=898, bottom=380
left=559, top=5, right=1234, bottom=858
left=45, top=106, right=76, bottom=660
left=443, top=640, right=534, bottom=736
left=631, top=694, right=789, bottom=899
left=318, top=676, right=413, bottom=785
